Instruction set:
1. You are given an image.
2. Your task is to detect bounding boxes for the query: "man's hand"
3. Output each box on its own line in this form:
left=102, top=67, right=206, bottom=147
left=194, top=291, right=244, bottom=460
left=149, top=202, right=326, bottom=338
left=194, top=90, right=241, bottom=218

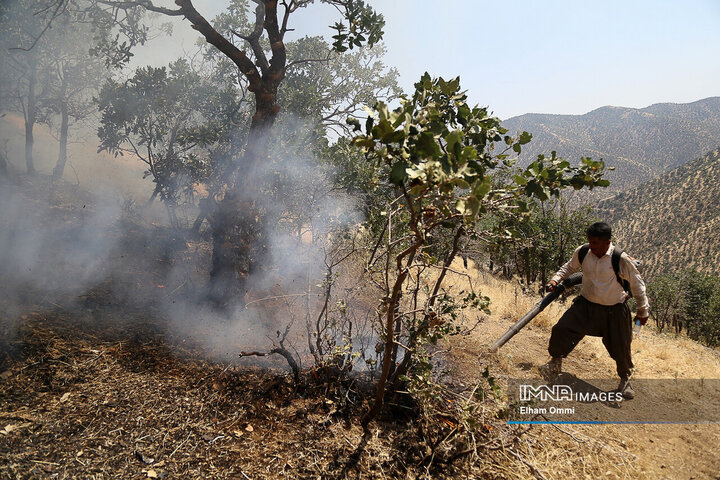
left=636, top=316, right=649, bottom=326
left=546, top=280, right=558, bottom=293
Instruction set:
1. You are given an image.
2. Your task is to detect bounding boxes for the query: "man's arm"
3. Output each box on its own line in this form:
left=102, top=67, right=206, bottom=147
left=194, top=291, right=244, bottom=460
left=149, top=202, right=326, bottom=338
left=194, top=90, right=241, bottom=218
left=547, top=246, right=582, bottom=291
left=620, top=254, right=650, bottom=321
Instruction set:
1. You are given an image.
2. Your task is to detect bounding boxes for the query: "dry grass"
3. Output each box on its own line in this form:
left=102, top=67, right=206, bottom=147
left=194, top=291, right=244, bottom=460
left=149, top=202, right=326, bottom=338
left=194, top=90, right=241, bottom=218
left=446, top=259, right=720, bottom=480
left=2, top=174, right=719, bottom=479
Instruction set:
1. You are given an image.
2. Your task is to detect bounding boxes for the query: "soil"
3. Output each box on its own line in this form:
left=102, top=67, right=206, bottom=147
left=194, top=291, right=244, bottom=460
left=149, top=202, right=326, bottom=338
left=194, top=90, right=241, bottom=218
left=0, top=177, right=518, bottom=479
left=2, top=176, right=720, bottom=479
left=450, top=266, right=720, bottom=480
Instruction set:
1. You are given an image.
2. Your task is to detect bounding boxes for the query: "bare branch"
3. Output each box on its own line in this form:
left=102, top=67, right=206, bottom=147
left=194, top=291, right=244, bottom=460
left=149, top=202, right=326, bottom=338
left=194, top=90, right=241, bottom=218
left=230, top=1, right=269, bottom=75
left=239, top=347, right=300, bottom=382
left=9, top=0, right=68, bottom=52
left=103, top=0, right=264, bottom=91
left=245, top=0, right=265, bottom=40
left=95, top=0, right=184, bottom=16
left=262, top=0, right=286, bottom=81
left=280, top=0, right=304, bottom=37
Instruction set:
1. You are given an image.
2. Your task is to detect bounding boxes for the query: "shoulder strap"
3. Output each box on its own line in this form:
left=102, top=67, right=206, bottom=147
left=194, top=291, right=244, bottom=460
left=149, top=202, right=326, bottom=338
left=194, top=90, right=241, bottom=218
left=578, top=244, right=589, bottom=265
left=580, top=244, right=632, bottom=295
left=611, top=247, right=633, bottom=295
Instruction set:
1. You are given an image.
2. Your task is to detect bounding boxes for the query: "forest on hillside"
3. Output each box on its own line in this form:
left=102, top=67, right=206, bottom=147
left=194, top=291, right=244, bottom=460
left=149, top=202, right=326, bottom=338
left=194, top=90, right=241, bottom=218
left=598, top=147, right=720, bottom=277
left=502, top=98, right=720, bottom=197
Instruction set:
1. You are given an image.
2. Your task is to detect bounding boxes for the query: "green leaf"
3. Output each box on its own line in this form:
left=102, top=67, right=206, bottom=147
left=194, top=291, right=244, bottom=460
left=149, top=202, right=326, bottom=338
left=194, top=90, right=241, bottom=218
left=351, top=137, right=376, bottom=150
left=377, top=102, right=389, bottom=122
left=365, top=115, right=374, bottom=133
left=382, top=130, right=405, bottom=144
left=466, top=195, right=480, bottom=217
left=409, top=184, right=426, bottom=195
left=473, top=176, right=492, bottom=199
left=454, top=178, right=470, bottom=189
left=461, top=146, right=478, bottom=164
left=445, top=130, right=463, bottom=155
left=346, top=117, right=361, bottom=132
left=373, top=119, right=394, bottom=138
left=415, top=131, right=441, bottom=158
left=513, top=174, right=528, bottom=185
left=518, top=131, right=532, bottom=145
left=390, top=161, right=408, bottom=186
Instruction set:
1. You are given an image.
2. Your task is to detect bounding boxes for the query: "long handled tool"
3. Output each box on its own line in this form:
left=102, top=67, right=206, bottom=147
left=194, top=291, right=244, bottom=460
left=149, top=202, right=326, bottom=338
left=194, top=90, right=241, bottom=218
left=488, top=272, right=583, bottom=352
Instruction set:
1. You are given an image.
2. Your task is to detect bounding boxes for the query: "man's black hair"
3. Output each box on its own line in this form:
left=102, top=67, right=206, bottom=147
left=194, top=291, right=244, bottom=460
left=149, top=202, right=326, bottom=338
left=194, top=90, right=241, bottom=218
left=586, top=222, right=612, bottom=240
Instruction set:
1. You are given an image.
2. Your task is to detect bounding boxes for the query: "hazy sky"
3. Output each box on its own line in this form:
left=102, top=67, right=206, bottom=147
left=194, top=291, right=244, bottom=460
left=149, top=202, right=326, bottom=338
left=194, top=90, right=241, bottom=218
left=133, top=0, right=720, bottom=119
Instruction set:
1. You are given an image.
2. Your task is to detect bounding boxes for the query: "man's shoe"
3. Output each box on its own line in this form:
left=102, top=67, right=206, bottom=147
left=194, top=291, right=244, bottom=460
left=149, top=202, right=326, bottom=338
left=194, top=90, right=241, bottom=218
left=538, top=357, right=562, bottom=379
left=617, top=378, right=634, bottom=400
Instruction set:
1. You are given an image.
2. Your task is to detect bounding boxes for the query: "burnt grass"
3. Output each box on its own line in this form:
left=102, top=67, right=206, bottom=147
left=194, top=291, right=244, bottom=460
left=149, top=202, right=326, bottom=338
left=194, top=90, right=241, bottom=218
left=0, top=177, right=516, bottom=479
left=0, top=296, right=517, bottom=480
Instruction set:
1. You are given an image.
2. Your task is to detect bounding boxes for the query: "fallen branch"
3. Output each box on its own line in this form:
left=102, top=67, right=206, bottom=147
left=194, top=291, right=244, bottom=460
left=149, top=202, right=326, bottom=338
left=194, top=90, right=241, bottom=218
left=244, top=293, right=321, bottom=309
left=239, top=347, right=300, bottom=383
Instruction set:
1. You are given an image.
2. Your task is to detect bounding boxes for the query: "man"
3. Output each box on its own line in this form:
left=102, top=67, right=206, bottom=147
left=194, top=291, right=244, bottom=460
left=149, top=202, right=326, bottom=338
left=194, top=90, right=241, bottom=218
left=541, top=222, right=649, bottom=399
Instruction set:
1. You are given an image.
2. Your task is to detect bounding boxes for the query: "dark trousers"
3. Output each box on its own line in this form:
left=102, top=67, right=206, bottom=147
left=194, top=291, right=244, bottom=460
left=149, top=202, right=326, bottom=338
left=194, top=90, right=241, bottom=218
left=548, top=295, right=633, bottom=379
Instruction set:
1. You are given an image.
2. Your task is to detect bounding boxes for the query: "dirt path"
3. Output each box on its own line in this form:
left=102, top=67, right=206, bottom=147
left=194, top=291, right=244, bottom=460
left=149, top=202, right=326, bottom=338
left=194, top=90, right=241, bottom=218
left=446, top=262, right=720, bottom=479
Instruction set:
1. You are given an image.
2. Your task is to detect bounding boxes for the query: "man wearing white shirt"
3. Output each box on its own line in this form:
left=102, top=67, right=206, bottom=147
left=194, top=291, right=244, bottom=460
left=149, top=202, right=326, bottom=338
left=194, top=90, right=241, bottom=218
left=541, top=222, right=650, bottom=399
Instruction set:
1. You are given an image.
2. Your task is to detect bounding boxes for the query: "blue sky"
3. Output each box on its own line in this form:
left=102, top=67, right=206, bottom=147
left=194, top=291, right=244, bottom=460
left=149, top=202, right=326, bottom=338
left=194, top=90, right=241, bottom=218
left=136, top=0, right=720, bottom=119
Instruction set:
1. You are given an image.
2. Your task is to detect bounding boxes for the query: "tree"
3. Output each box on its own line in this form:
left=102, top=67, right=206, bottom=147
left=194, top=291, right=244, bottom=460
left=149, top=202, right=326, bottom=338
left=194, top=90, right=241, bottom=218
left=0, top=0, right=147, bottom=178
left=481, top=198, right=598, bottom=286
left=684, top=273, right=720, bottom=346
left=0, top=0, right=57, bottom=175
left=349, top=73, right=610, bottom=427
left=647, top=271, right=689, bottom=335
left=647, top=270, right=720, bottom=345
left=254, top=36, right=400, bottom=238
left=40, top=9, right=111, bottom=181
left=89, top=0, right=386, bottom=305
left=279, top=37, right=400, bottom=137
left=96, top=60, right=226, bottom=226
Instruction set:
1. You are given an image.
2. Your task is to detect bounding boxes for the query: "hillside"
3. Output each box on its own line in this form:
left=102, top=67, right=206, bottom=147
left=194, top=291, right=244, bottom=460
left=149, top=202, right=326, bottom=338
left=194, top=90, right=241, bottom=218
left=596, top=147, right=720, bottom=277
left=502, top=97, right=720, bottom=196
left=4, top=254, right=720, bottom=479
left=452, top=265, right=720, bottom=479
left=2, top=177, right=719, bottom=478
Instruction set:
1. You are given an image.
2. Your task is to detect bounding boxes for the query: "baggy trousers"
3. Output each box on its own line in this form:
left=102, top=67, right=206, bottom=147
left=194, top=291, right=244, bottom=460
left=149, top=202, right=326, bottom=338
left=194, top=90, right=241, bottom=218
left=548, top=295, right=633, bottom=379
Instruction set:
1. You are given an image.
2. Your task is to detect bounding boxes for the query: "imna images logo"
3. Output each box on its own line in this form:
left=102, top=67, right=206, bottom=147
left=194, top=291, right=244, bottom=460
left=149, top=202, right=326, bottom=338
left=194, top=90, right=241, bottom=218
left=518, top=384, right=623, bottom=403
left=519, top=384, right=573, bottom=401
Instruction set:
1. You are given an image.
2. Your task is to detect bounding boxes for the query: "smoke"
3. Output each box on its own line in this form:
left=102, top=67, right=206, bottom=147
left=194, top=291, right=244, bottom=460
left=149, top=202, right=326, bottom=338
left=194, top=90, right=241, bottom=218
left=160, top=113, right=365, bottom=362
left=0, top=1, right=370, bottom=369
left=0, top=109, right=365, bottom=370
left=0, top=178, right=120, bottom=324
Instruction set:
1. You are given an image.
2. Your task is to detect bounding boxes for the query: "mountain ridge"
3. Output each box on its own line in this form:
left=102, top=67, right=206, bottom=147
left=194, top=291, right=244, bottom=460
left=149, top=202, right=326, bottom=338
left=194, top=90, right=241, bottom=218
left=502, top=96, right=720, bottom=196
left=506, top=96, right=720, bottom=123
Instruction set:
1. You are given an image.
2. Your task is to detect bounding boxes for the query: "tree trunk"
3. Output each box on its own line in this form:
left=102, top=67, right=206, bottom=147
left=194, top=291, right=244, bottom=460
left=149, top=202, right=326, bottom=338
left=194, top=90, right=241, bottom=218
left=0, top=151, right=8, bottom=178
left=25, top=59, right=37, bottom=176
left=53, top=69, right=70, bottom=181
left=390, top=227, right=464, bottom=388
left=172, top=0, right=286, bottom=307
left=147, top=182, right=161, bottom=205
left=52, top=101, right=69, bottom=181
left=205, top=103, right=277, bottom=306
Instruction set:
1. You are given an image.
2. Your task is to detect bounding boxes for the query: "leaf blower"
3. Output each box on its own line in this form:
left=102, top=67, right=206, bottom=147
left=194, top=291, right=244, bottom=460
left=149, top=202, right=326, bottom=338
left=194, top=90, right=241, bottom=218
left=488, top=272, right=583, bottom=352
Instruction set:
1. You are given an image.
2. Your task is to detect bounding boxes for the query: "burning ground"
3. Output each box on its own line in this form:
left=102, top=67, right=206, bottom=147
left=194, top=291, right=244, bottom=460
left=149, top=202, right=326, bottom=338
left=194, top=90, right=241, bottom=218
left=2, top=176, right=720, bottom=479
left=0, top=174, right=525, bottom=479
